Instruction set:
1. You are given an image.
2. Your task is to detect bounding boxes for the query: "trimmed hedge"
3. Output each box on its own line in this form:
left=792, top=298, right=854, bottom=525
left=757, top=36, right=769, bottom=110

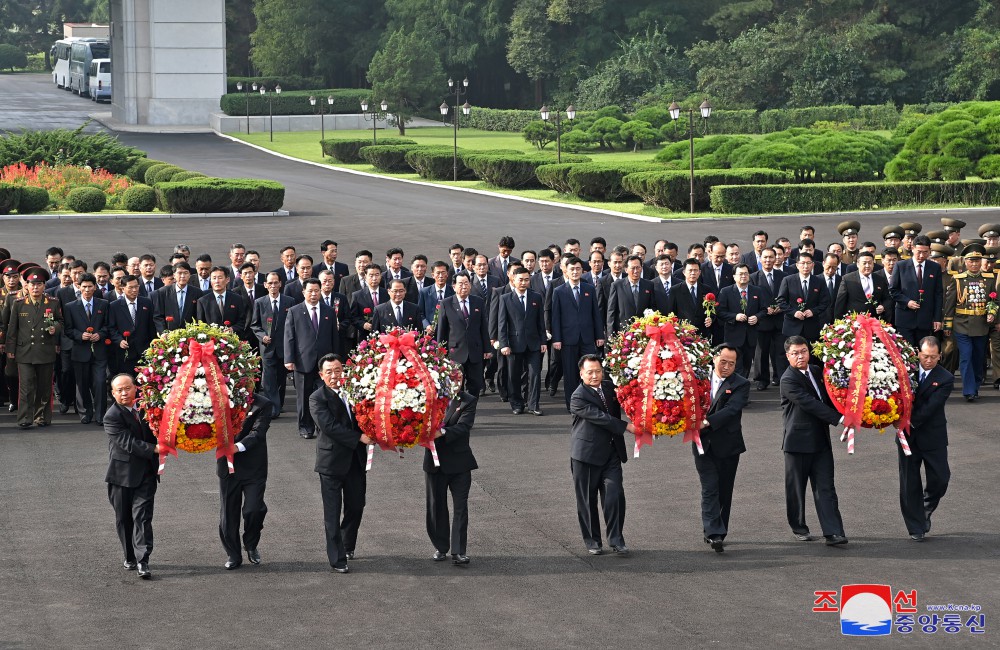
left=226, top=75, right=324, bottom=93
left=462, top=153, right=592, bottom=188
left=710, top=180, right=1000, bottom=214
left=621, top=168, right=793, bottom=211
left=16, top=186, right=49, bottom=213
left=148, top=165, right=187, bottom=184
left=220, top=88, right=372, bottom=117
left=535, top=164, right=577, bottom=194
left=169, top=171, right=206, bottom=182
left=321, top=137, right=415, bottom=163
left=359, top=144, right=422, bottom=172
left=66, top=186, right=107, bottom=213
left=566, top=162, right=665, bottom=200
left=0, top=184, right=20, bottom=214
left=144, top=163, right=175, bottom=185
left=404, top=146, right=470, bottom=180
left=155, top=178, right=285, bottom=213
left=463, top=108, right=538, bottom=132
left=127, top=158, right=167, bottom=183
left=121, top=185, right=157, bottom=212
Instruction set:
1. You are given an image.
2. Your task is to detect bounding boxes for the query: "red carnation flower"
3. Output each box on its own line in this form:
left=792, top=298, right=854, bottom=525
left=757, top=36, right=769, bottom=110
left=991, top=292, right=997, bottom=300
left=123, top=331, right=131, bottom=337
left=363, top=307, right=372, bottom=315
left=165, top=316, right=174, bottom=322
left=104, top=338, right=112, bottom=345
left=796, top=298, right=804, bottom=304
left=705, top=293, right=716, bottom=302
left=224, top=320, right=231, bottom=326
left=86, top=326, right=94, bottom=333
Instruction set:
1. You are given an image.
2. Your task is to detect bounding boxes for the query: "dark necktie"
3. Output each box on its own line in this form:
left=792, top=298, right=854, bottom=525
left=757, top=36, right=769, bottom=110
left=461, top=300, right=469, bottom=320
left=803, top=369, right=822, bottom=399
left=311, top=306, right=319, bottom=331
left=595, top=386, right=609, bottom=412
left=146, top=281, right=152, bottom=294
left=217, top=294, right=224, bottom=315
left=766, top=272, right=773, bottom=293
left=396, top=304, right=403, bottom=323
left=520, top=294, right=526, bottom=312
left=438, top=290, right=444, bottom=302
left=827, top=276, right=835, bottom=298
left=802, top=279, right=809, bottom=297
left=690, top=286, right=697, bottom=303
left=916, top=263, right=923, bottom=289
left=632, top=284, right=639, bottom=307
left=572, top=285, right=579, bottom=303
left=273, top=299, right=278, bottom=315
left=85, top=302, right=91, bottom=319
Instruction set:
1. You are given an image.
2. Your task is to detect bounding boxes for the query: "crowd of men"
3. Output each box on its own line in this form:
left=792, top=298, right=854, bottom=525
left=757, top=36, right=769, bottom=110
left=0, top=216, right=995, bottom=575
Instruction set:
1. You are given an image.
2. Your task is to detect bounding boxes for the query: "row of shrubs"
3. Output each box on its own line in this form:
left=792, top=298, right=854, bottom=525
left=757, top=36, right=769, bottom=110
left=115, top=159, right=285, bottom=213
left=0, top=125, right=144, bottom=175
left=710, top=179, right=1000, bottom=214
left=220, top=88, right=372, bottom=117
left=0, top=184, right=52, bottom=215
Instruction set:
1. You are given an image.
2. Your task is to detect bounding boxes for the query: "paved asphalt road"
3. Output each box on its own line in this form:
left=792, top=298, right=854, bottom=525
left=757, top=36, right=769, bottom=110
left=1, top=73, right=999, bottom=649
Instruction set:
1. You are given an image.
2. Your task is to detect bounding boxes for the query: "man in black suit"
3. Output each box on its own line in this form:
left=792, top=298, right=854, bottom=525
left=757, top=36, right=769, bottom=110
left=550, top=256, right=605, bottom=411
left=218, top=392, right=273, bottom=569
left=349, top=263, right=388, bottom=348
left=597, top=250, right=626, bottom=325
left=569, top=354, right=634, bottom=555
left=251, top=273, right=293, bottom=418
left=425, top=391, right=478, bottom=565
left=606, top=255, right=655, bottom=337
left=487, top=235, right=516, bottom=281
left=226, top=243, right=248, bottom=289
left=136, top=254, right=163, bottom=298
left=889, top=235, right=944, bottom=346
left=741, top=230, right=769, bottom=271
left=104, top=374, right=160, bottom=579
left=281, top=255, right=314, bottom=305
left=285, top=278, right=339, bottom=438
left=750, top=248, right=785, bottom=389
left=497, top=267, right=547, bottom=415
left=233, top=262, right=266, bottom=305
left=716, top=264, right=767, bottom=378
left=317, top=270, right=350, bottom=357
left=650, top=254, right=674, bottom=315
left=310, top=354, right=370, bottom=574
left=63, top=273, right=110, bottom=425
left=437, top=274, right=490, bottom=397
left=417, top=262, right=453, bottom=334
left=663, top=258, right=714, bottom=339
left=900, top=337, right=954, bottom=541
left=271, top=245, right=298, bottom=289
left=196, top=267, right=251, bottom=342
left=312, top=240, right=351, bottom=292
left=818, top=253, right=843, bottom=325
left=472, top=255, right=503, bottom=392
left=371, top=279, right=421, bottom=333
left=834, top=252, right=890, bottom=320
left=107, top=275, right=155, bottom=378
left=776, top=254, right=831, bottom=345
left=696, top=344, right=750, bottom=552
left=780, top=336, right=849, bottom=546
left=338, top=250, right=372, bottom=307
left=152, top=262, right=202, bottom=334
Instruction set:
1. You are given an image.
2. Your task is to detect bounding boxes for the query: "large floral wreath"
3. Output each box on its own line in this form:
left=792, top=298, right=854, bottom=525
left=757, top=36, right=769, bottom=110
left=344, top=328, right=462, bottom=463
left=813, top=314, right=917, bottom=454
left=604, top=310, right=713, bottom=456
left=135, top=322, right=260, bottom=474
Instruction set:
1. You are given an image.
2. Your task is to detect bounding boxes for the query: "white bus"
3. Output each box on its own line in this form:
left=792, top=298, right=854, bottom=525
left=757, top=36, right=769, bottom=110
left=68, top=39, right=110, bottom=96
left=51, top=38, right=82, bottom=89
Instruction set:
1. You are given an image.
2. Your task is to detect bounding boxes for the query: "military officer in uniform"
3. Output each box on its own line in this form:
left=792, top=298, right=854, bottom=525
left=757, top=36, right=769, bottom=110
left=943, top=244, right=992, bottom=402
left=979, top=223, right=1000, bottom=250
left=899, top=222, right=922, bottom=259
left=988, top=249, right=1000, bottom=390
left=941, top=218, right=966, bottom=256
left=6, top=268, right=63, bottom=428
left=0, top=259, right=23, bottom=411
left=837, top=220, right=861, bottom=266
left=930, top=243, right=960, bottom=372
left=879, top=225, right=904, bottom=266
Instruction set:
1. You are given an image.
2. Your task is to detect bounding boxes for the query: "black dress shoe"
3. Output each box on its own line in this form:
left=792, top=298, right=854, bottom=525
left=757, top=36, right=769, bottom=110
left=710, top=538, right=725, bottom=553
left=526, top=409, right=543, bottom=416
left=452, top=554, right=470, bottom=565
left=433, top=551, right=448, bottom=561
left=825, top=534, right=849, bottom=546
left=34, top=420, right=48, bottom=427
left=500, top=397, right=509, bottom=403
left=994, top=379, right=1000, bottom=390
left=8, top=403, right=15, bottom=412
left=332, top=565, right=349, bottom=574
left=17, top=422, right=32, bottom=429
left=966, top=395, right=975, bottom=402
left=246, top=548, right=261, bottom=565
left=909, top=532, right=925, bottom=542
left=486, top=380, right=496, bottom=393
left=793, top=533, right=814, bottom=542
left=611, top=544, right=630, bottom=556
left=95, top=419, right=103, bottom=426
left=300, top=431, right=316, bottom=439
left=771, top=379, right=779, bottom=386
left=587, top=548, right=603, bottom=555
left=924, top=512, right=932, bottom=533
left=80, top=415, right=92, bottom=424
left=123, top=560, right=137, bottom=570
left=512, top=407, right=524, bottom=415
left=345, top=551, right=355, bottom=560
left=548, top=387, right=558, bottom=397
left=58, top=403, right=70, bottom=414
left=225, top=559, right=242, bottom=570
left=756, top=382, right=768, bottom=391
left=137, top=563, right=152, bottom=579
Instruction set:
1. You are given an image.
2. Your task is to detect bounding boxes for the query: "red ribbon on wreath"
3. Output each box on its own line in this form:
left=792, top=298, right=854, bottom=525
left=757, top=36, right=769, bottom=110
left=635, top=321, right=706, bottom=453
left=156, top=339, right=237, bottom=474
left=371, top=330, right=443, bottom=452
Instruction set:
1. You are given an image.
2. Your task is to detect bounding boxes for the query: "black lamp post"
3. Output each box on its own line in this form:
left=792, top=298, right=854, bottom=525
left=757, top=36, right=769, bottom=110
left=236, top=80, right=257, bottom=134
left=540, top=104, right=575, bottom=163
left=310, top=95, right=333, bottom=143
left=668, top=99, right=713, bottom=213
left=261, top=84, right=282, bottom=142
left=440, top=77, right=471, bottom=181
left=361, top=98, right=388, bottom=145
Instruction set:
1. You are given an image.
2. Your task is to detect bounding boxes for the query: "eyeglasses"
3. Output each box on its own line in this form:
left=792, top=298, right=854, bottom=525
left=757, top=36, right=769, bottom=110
left=787, top=349, right=810, bottom=357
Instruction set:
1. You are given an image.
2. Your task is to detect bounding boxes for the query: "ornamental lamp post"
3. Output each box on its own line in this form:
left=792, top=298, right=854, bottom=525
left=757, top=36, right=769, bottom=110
left=540, top=103, right=575, bottom=163
left=236, top=81, right=253, bottom=134
left=361, top=98, right=389, bottom=145
left=310, top=95, right=333, bottom=143
left=443, top=78, right=471, bottom=181
left=668, top=99, right=712, bottom=213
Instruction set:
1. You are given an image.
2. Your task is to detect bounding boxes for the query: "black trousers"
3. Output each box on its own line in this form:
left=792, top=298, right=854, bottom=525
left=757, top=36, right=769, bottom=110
left=784, top=448, right=845, bottom=537
left=734, top=340, right=755, bottom=378
left=897, top=326, right=932, bottom=349
left=108, top=475, right=156, bottom=564
left=694, top=453, right=741, bottom=539
left=559, top=342, right=596, bottom=410
left=319, top=465, right=366, bottom=568
left=425, top=470, right=472, bottom=555
left=507, top=349, right=541, bottom=411
left=293, top=370, right=320, bottom=434
left=753, top=328, right=786, bottom=384
left=460, top=359, right=485, bottom=397
left=898, top=444, right=950, bottom=535
left=545, top=345, right=562, bottom=390
left=571, top=456, right=626, bottom=550
left=219, top=474, right=268, bottom=560
left=56, top=348, right=75, bottom=408
left=260, top=356, right=287, bottom=416
left=73, top=358, right=107, bottom=419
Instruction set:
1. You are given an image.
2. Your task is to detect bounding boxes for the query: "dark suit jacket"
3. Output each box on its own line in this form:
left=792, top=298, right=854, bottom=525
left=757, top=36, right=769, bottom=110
left=750, top=268, right=784, bottom=332
left=56, top=285, right=80, bottom=305
left=283, top=300, right=339, bottom=373
left=340, top=273, right=364, bottom=303
left=834, top=271, right=891, bottom=320
left=196, top=290, right=250, bottom=340
left=717, top=283, right=768, bottom=347
left=776, top=273, right=831, bottom=340
left=700, top=261, right=735, bottom=294
left=417, top=283, right=454, bottom=329
left=907, top=365, right=953, bottom=451
left=272, top=265, right=298, bottom=288
left=470, top=274, right=501, bottom=306
left=779, top=365, right=842, bottom=454
left=437, top=294, right=489, bottom=364
left=550, top=282, right=604, bottom=346
left=282, top=278, right=306, bottom=305
left=497, top=290, right=546, bottom=353
left=569, top=381, right=629, bottom=465
left=233, top=282, right=266, bottom=306
left=217, top=393, right=272, bottom=479
left=701, top=372, right=750, bottom=458
left=250, top=293, right=294, bottom=360
left=597, top=273, right=625, bottom=322
left=64, top=298, right=110, bottom=362
left=349, top=286, right=389, bottom=337
left=488, top=255, right=514, bottom=281
left=889, top=259, right=944, bottom=329
left=663, top=282, right=713, bottom=339
left=107, top=297, right=155, bottom=359
left=741, top=251, right=764, bottom=271
left=651, top=276, right=674, bottom=315
left=137, top=276, right=164, bottom=298
left=313, top=260, right=350, bottom=291
left=424, top=392, right=479, bottom=474
left=372, top=300, right=421, bottom=333
left=817, top=273, right=842, bottom=324
left=310, top=385, right=366, bottom=477
left=606, top=278, right=655, bottom=336
left=104, top=402, right=158, bottom=488
left=152, top=284, right=202, bottom=334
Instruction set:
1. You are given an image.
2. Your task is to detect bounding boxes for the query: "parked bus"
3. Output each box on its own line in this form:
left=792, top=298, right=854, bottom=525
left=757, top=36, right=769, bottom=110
left=88, top=59, right=111, bottom=102
left=50, top=38, right=82, bottom=89
left=68, top=39, right=110, bottom=97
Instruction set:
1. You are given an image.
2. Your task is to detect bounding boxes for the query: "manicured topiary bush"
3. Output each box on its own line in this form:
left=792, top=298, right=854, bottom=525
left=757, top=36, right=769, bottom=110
left=566, top=162, right=664, bottom=200
left=127, top=158, right=167, bottom=183
left=404, top=146, right=470, bottom=180
left=885, top=102, right=1000, bottom=181
left=0, top=183, right=20, bottom=214
left=15, top=186, right=49, bottom=213
left=321, top=138, right=415, bottom=163
left=622, top=168, right=792, bottom=211
left=169, top=171, right=206, bottom=182
left=358, top=144, right=422, bottom=172
left=121, top=185, right=158, bottom=212
left=148, top=165, right=186, bottom=184
left=463, top=152, right=591, bottom=188
left=535, top=163, right=577, bottom=194
left=65, top=186, right=107, bottom=213
left=155, top=178, right=285, bottom=213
